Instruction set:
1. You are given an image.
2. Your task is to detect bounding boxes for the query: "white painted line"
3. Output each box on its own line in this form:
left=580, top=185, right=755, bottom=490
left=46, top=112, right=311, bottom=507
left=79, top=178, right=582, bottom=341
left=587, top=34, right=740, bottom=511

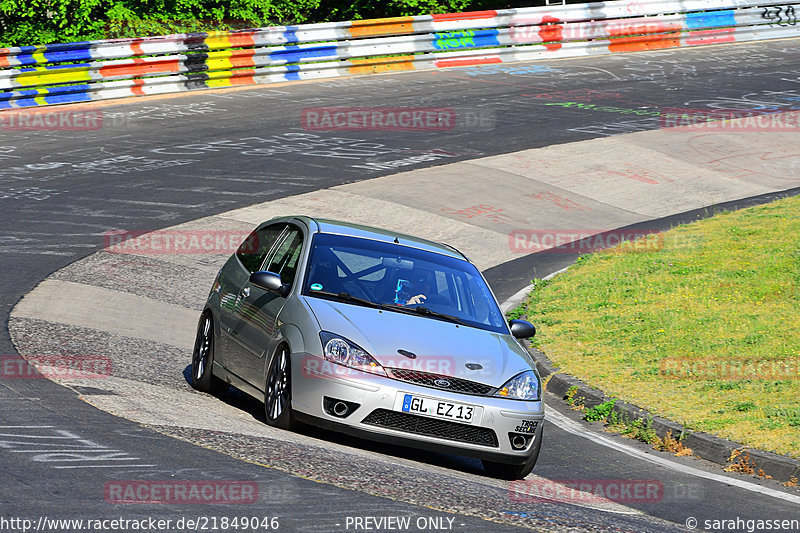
left=545, top=406, right=800, bottom=505
left=11, top=449, right=115, bottom=453
left=510, top=479, right=642, bottom=516
left=36, top=457, right=145, bottom=461
left=501, top=267, right=570, bottom=314
left=52, top=464, right=156, bottom=469
left=0, top=433, right=77, bottom=439
left=543, top=267, right=571, bottom=281
left=500, top=284, right=533, bottom=314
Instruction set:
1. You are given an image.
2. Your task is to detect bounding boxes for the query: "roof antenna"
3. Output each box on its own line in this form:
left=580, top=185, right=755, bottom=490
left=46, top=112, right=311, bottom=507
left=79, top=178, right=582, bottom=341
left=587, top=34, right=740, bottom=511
left=394, top=237, right=399, bottom=244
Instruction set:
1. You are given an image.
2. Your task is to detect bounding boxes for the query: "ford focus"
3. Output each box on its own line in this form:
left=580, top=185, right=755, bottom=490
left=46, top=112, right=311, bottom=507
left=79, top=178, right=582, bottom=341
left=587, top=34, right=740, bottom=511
left=191, top=216, right=543, bottom=479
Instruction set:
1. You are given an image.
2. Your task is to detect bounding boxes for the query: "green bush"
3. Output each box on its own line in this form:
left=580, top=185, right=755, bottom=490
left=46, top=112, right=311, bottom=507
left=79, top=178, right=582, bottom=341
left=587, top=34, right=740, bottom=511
left=584, top=398, right=616, bottom=422
left=317, top=0, right=471, bottom=22
left=623, top=417, right=659, bottom=444
left=0, top=0, right=515, bottom=47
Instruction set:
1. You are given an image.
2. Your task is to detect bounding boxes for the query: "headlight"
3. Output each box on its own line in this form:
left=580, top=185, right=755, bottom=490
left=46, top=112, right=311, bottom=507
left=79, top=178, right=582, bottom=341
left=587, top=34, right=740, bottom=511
left=319, top=332, right=386, bottom=376
left=495, top=370, right=541, bottom=401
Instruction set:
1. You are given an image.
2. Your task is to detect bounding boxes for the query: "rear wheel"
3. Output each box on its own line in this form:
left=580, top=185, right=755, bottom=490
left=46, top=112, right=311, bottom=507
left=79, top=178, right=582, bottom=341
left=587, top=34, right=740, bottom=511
left=264, top=345, right=296, bottom=430
left=482, top=424, right=543, bottom=480
left=191, top=313, right=226, bottom=394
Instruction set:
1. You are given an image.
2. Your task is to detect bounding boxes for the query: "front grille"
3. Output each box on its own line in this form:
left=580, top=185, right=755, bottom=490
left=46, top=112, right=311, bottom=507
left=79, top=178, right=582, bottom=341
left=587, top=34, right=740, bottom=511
left=361, top=409, right=498, bottom=447
left=387, top=368, right=494, bottom=396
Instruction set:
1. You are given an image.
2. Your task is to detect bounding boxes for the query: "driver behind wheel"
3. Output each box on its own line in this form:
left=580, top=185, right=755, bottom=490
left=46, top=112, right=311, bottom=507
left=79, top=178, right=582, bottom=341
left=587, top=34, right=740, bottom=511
left=398, top=270, right=436, bottom=306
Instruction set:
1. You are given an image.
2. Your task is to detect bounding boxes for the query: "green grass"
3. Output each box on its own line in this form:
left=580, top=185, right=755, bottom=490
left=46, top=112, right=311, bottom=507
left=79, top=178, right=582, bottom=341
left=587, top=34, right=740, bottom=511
left=517, top=195, right=800, bottom=458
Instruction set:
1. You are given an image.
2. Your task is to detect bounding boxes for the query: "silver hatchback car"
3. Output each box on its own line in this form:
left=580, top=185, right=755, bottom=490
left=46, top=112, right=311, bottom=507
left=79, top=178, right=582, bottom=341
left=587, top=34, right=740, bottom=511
left=191, top=216, right=543, bottom=479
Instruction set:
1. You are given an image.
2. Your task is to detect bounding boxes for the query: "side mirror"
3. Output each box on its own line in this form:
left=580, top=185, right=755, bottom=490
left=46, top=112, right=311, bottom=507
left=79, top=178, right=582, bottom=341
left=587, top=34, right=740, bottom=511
left=509, top=319, right=536, bottom=339
left=250, top=271, right=291, bottom=298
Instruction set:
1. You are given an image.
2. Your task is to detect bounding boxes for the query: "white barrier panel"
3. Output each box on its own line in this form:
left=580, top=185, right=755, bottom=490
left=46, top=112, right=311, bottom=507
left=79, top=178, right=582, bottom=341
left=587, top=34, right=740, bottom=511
left=1, top=0, right=799, bottom=108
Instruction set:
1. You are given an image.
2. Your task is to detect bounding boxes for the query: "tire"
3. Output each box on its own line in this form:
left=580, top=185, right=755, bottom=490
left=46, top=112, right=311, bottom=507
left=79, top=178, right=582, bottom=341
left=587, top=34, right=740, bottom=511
left=482, top=423, right=543, bottom=480
left=264, top=345, right=296, bottom=430
left=190, top=313, right=226, bottom=394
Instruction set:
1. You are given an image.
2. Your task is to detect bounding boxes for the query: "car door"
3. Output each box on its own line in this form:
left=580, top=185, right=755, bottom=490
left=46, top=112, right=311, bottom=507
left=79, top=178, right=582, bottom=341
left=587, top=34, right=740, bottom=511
left=227, top=225, right=304, bottom=389
left=217, top=223, right=285, bottom=369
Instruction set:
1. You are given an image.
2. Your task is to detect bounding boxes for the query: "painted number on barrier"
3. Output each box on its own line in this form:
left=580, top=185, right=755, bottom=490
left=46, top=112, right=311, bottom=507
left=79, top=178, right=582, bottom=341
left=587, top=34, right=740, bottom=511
left=762, top=6, right=797, bottom=26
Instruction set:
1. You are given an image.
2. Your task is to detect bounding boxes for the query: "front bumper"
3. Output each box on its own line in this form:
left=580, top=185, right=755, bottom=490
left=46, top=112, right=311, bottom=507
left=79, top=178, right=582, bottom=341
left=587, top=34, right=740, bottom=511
left=291, top=353, right=544, bottom=464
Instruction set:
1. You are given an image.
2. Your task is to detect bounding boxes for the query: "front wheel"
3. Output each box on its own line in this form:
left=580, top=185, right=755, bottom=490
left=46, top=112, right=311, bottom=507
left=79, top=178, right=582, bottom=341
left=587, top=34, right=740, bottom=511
left=191, top=313, right=226, bottom=394
left=482, top=424, right=543, bottom=480
left=264, top=346, right=296, bottom=430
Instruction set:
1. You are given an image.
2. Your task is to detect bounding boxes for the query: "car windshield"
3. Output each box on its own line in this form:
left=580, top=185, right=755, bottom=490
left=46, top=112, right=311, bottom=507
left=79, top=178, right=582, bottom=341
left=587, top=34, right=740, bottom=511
left=301, top=233, right=508, bottom=334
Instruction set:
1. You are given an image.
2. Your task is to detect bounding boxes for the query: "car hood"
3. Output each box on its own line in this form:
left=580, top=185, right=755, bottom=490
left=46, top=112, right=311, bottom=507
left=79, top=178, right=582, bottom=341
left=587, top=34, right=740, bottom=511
left=302, top=296, right=535, bottom=387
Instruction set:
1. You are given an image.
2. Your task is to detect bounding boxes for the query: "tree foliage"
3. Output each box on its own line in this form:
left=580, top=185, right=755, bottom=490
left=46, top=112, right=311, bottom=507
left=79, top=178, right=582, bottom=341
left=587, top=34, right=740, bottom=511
left=0, top=0, right=521, bottom=47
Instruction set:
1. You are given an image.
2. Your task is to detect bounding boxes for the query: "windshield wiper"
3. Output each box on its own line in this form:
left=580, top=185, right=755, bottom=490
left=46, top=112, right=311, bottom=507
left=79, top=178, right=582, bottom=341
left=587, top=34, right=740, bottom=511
left=407, top=306, right=469, bottom=326
left=311, top=291, right=469, bottom=326
left=312, top=290, right=383, bottom=310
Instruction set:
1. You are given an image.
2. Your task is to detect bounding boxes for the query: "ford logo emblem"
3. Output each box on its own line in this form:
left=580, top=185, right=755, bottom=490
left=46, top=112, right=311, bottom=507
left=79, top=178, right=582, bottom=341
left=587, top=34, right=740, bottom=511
left=433, top=379, right=451, bottom=388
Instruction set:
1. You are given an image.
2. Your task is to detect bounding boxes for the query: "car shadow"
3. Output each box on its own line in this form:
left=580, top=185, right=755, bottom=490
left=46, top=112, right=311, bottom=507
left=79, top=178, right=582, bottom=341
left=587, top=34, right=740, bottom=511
left=181, top=364, right=486, bottom=477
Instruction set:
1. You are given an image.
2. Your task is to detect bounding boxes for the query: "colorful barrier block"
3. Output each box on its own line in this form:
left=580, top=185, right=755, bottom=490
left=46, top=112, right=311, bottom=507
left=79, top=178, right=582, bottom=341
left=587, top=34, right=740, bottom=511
left=1, top=0, right=799, bottom=109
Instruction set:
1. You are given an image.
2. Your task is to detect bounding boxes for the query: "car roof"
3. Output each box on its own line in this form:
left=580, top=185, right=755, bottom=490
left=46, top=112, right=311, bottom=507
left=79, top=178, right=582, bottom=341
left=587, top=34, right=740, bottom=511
left=278, top=216, right=468, bottom=261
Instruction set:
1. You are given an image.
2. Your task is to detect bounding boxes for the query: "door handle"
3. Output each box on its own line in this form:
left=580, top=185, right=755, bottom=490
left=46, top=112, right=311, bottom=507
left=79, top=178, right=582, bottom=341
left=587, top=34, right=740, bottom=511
left=240, top=287, right=250, bottom=298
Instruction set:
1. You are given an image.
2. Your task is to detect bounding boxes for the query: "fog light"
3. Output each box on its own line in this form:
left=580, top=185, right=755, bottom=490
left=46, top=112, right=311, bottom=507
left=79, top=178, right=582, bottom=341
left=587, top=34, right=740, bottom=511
left=323, top=397, right=360, bottom=418
left=508, top=432, right=533, bottom=450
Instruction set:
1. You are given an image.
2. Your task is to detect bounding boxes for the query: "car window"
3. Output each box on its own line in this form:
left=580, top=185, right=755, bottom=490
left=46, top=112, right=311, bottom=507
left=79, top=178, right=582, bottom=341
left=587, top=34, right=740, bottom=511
left=302, top=233, right=507, bottom=334
left=264, top=227, right=303, bottom=286
left=332, top=250, right=385, bottom=281
left=236, top=224, right=285, bottom=273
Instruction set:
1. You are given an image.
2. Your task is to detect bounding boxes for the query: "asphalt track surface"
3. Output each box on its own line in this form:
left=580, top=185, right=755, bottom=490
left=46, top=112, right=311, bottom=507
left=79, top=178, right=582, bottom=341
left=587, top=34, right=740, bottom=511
left=2, top=40, right=800, bottom=531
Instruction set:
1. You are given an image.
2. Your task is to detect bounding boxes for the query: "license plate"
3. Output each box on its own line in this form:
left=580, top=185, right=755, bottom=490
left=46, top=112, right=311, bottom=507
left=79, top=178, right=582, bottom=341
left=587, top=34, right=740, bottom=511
left=398, top=393, right=479, bottom=424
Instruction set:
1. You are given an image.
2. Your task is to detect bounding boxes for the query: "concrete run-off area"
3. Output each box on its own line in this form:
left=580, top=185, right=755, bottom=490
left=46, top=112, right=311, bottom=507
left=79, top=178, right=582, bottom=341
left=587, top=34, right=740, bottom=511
left=10, top=110, right=800, bottom=467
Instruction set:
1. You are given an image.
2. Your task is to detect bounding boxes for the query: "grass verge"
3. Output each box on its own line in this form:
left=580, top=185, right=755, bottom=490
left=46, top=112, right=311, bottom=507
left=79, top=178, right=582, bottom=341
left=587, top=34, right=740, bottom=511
left=515, top=195, right=800, bottom=458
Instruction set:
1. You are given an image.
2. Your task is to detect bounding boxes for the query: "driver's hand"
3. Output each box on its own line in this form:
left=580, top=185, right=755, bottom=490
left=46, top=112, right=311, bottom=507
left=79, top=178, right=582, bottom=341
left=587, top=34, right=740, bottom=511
left=406, top=294, right=427, bottom=305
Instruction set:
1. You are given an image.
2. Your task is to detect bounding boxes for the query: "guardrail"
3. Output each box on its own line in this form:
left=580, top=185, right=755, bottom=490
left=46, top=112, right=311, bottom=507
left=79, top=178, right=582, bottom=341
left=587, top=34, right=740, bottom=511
left=2, top=0, right=800, bottom=109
